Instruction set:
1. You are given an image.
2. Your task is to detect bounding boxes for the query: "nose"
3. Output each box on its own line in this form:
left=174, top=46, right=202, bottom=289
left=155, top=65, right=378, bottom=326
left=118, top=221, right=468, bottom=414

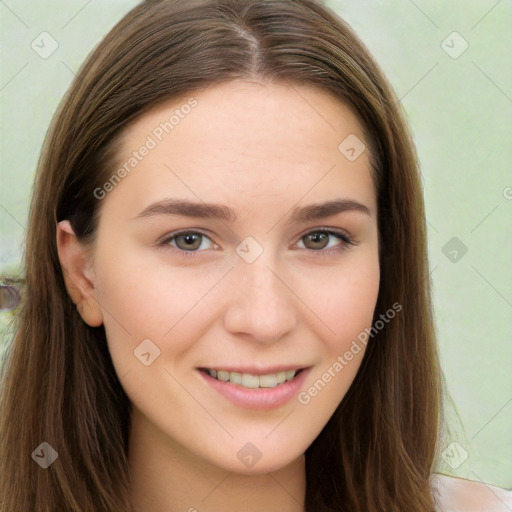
left=223, top=257, right=298, bottom=344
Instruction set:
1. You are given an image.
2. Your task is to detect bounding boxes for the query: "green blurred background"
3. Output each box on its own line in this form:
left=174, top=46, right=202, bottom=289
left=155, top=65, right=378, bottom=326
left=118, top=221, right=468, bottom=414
left=1, top=0, right=511, bottom=488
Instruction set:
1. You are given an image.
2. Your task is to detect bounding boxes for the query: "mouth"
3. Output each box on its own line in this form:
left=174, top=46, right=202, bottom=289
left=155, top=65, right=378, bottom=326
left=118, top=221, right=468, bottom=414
left=199, top=368, right=306, bottom=389
left=198, top=366, right=311, bottom=410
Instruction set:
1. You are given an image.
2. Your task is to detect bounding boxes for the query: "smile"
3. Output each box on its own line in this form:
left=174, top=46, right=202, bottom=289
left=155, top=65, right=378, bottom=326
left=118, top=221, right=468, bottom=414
left=201, top=368, right=302, bottom=389
left=198, top=366, right=310, bottom=410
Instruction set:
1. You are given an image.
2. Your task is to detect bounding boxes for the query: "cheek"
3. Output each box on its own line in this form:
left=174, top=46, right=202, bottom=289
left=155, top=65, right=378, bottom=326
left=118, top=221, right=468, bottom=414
left=304, top=253, right=380, bottom=345
left=91, top=242, right=233, bottom=378
left=297, top=254, right=380, bottom=406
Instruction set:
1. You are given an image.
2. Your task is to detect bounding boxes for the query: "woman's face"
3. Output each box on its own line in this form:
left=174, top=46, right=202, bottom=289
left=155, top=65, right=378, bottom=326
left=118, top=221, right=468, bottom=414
left=85, top=80, right=379, bottom=474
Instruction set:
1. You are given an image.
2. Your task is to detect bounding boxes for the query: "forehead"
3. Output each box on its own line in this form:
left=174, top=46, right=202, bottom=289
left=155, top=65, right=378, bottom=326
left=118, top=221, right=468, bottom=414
left=103, top=80, right=376, bottom=217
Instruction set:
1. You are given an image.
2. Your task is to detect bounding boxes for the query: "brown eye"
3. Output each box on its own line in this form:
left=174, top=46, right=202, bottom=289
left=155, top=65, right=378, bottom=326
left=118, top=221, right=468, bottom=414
left=162, top=232, right=214, bottom=252
left=175, top=233, right=202, bottom=250
left=298, top=230, right=353, bottom=252
left=303, top=231, right=330, bottom=250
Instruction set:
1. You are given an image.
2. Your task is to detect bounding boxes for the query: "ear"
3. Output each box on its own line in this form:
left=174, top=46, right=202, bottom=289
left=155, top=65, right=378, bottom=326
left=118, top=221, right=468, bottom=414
left=56, top=220, right=103, bottom=327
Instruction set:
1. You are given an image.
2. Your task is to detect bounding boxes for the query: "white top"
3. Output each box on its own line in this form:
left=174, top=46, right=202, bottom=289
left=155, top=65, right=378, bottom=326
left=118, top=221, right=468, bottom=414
left=432, top=474, right=512, bottom=512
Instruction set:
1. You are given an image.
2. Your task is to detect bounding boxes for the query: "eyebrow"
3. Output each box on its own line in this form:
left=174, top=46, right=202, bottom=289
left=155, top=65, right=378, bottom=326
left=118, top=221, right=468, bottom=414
left=132, top=198, right=371, bottom=222
left=133, top=199, right=236, bottom=222
left=289, top=199, right=370, bottom=222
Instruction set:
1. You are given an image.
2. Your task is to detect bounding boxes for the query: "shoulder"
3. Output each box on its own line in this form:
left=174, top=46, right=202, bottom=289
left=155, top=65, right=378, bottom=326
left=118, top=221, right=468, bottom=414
left=432, top=473, right=512, bottom=512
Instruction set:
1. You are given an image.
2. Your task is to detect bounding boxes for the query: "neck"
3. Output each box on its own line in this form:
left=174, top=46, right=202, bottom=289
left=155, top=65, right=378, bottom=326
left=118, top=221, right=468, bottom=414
left=127, top=409, right=306, bottom=512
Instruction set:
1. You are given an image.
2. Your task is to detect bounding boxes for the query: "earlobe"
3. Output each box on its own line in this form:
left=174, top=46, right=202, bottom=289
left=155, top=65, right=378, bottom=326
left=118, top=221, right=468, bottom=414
left=56, top=220, right=103, bottom=327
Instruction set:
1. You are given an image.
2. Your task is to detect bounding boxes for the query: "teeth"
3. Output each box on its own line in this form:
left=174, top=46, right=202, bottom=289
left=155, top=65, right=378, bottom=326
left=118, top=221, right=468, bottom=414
left=276, top=371, right=286, bottom=384
left=217, top=370, right=229, bottom=382
left=241, top=373, right=260, bottom=389
left=206, top=369, right=298, bottom=389
left=259, top=374, right=278, bottom=388
left=230, top=371, right=242, bottom=384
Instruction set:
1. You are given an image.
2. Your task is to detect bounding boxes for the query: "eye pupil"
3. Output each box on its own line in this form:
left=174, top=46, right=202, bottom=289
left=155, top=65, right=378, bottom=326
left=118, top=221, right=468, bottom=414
left=304, top=232, right=329, bottom=250
left=176, top=233, right=202, bottom=250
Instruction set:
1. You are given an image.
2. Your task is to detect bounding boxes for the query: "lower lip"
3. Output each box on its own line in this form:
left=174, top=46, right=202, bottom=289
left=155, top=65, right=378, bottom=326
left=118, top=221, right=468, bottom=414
left=199, top=369, right=310, bottom=410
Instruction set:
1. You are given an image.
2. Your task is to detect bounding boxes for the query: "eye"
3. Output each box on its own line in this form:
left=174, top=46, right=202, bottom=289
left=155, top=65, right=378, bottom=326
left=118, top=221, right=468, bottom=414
left=160, top=231, right=215, bottom=252
left=297, top=229, right=354, bottom=252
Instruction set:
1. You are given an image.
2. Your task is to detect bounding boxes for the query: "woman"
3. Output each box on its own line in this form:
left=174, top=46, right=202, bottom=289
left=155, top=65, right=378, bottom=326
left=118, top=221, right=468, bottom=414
left=0, top=0, right=508, bottom=510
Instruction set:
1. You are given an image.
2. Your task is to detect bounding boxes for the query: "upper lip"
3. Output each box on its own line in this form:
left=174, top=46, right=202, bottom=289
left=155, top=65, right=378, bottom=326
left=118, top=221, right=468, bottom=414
left=198, top=365, right=309, bottom=375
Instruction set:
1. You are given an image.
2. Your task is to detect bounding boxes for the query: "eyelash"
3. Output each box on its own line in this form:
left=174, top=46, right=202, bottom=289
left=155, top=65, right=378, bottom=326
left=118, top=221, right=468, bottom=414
left=157, top=228, right=355, bottom=257
left=296, top=228, right=355, bottom=256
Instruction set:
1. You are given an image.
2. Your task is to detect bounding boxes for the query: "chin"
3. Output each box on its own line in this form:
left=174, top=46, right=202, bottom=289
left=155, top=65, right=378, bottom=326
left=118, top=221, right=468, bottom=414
left=215, top=440, right=307, bottom=476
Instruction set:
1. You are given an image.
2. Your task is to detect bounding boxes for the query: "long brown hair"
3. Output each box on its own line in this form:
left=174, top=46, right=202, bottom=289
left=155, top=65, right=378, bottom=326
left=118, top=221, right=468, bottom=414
left=0, top=1, right=442, bottom=510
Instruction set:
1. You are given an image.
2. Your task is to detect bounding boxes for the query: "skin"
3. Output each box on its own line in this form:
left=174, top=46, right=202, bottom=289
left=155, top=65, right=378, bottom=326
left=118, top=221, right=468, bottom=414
left=57, top=80, right=380, bottom=511
left=433, top=475, right=512, bottom=512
